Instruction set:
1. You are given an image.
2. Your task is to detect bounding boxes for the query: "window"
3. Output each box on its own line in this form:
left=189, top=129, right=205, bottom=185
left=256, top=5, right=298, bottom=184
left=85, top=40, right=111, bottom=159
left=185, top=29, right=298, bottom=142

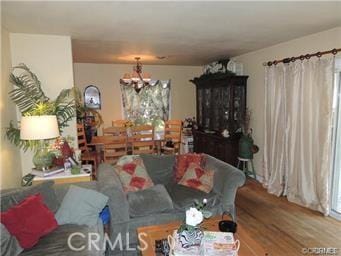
left=331, top=58, right=341, bottom=220
left=120, top=80, right=171, bottom=131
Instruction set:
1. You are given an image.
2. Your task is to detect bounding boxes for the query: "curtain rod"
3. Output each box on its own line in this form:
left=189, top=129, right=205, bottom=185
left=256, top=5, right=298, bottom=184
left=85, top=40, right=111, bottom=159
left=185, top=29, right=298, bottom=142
left=263, top=48, right=341, bottom=66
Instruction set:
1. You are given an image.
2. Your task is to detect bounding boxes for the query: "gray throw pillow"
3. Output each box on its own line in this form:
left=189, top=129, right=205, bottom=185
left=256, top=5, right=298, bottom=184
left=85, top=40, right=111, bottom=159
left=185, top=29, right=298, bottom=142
left=55, top=185, right=109, bottom=227
left=127, top=184, right=174, bottom=217
left=140, top=154, right=175, bottom=185
left=1, top=181, right=59, bottom=212
left=0, top=223, right=23, bottom=256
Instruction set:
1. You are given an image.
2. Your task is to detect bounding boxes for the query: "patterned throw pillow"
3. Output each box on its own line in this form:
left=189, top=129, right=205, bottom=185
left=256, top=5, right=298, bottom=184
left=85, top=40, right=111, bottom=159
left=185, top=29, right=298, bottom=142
left=115, top=155, right=154, bottom=192
left=174, top=153, right=204, bottom=182
left=178, top=162, right=214, bottom=193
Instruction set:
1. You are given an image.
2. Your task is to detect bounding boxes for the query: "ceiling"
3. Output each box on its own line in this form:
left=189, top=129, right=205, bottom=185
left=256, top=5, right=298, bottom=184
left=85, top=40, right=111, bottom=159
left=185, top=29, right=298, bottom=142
left=2, top=1, right=341, bottom=66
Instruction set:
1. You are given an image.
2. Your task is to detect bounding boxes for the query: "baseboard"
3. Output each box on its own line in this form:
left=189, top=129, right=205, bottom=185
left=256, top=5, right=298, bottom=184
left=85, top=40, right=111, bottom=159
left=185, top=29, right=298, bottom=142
left=255, top=175, right=264, bottom=183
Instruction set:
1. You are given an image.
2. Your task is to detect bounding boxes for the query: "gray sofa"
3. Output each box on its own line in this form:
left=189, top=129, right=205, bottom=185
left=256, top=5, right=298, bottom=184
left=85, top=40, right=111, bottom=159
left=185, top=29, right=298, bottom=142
left=97, top=153, right=246, bottom=256
left=0, top=180, right=105, bottom=256
left=0, top=153, right=245, bottom=256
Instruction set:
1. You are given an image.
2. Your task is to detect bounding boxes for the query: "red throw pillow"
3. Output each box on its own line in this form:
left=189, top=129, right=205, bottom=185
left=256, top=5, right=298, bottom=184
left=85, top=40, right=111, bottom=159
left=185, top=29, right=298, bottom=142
left=178, top=162, right=214, bottom=193
left=1, top=193, right=58, bottom=249
left=174, top=153, right=204, bottom=182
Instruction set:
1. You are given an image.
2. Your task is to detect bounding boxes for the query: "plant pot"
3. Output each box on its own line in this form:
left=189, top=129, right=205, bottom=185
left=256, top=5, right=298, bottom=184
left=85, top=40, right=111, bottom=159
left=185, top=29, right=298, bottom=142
left=71, top=166, right=81, bottom=175
left=238, top=135, right=254, bottom=159
left=179, top=227, right=204, bottom=248
left=33, top=149, right=54, bottom=170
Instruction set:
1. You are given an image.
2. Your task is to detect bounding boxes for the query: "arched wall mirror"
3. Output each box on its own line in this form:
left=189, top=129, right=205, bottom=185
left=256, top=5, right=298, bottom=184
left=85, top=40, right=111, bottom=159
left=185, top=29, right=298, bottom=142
left=84, top=85, right=101, bottom=109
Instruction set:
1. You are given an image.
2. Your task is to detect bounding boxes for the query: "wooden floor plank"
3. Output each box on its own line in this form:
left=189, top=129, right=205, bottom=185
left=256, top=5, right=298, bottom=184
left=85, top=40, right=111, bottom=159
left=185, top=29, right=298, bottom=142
left=236, top=179, right=341, bottom=255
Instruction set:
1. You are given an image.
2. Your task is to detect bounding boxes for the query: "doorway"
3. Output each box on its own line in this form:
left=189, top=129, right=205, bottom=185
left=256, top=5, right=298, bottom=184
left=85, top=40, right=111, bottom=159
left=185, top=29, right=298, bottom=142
left=331, top=58, right=341, bottom=220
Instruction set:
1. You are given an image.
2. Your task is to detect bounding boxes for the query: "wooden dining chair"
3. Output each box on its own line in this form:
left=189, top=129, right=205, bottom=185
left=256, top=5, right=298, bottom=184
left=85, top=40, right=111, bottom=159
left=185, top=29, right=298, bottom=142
left=162, top=120, right=182, bottom=155
left=112, top=119, right=127, bottom=127
left=77, top=123, right=100, bottom=179
left=96, top=135, right=128, bottom=165
left=131, top=125, right=155, bottom=155
left=102, top=126, right=127, bottom=136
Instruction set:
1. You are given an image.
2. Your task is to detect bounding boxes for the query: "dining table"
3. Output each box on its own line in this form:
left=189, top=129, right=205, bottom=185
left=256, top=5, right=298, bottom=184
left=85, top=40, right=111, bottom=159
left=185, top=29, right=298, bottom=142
left=88, top=130, right=166, bottom=156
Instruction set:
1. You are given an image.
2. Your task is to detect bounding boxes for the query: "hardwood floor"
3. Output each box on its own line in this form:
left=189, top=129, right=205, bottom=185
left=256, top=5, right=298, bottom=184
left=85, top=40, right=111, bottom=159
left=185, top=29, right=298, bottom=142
left=236, top=179, right=341, bottom=256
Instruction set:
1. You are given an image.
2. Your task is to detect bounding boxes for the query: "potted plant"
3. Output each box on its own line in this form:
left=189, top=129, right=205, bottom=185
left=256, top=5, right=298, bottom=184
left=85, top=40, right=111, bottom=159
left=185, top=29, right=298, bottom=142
left=238, top=109, right=255, bottom=159
left=177, top=199, right=212, bottom=248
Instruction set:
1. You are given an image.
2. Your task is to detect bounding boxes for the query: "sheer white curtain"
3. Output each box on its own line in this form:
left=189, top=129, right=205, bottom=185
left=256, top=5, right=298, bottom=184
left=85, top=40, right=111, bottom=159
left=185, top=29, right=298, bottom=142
left=263, top=57, right=334, bottom=215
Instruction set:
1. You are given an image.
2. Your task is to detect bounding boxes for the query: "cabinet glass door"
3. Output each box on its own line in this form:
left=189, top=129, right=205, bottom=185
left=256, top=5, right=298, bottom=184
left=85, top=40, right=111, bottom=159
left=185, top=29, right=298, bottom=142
left=233, top=85, right=245, bottom=131
left=203, top=88, right=212, bottom=129
left=197, top=88, right=203, bottom=127
left=212, top=87, right=223, bottom=131
left=221, top=87, right=231, bottom=131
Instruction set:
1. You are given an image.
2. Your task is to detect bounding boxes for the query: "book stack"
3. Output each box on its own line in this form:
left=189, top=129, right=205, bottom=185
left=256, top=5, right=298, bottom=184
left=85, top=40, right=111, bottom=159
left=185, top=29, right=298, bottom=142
left=31, top=166, right=64, bottom=177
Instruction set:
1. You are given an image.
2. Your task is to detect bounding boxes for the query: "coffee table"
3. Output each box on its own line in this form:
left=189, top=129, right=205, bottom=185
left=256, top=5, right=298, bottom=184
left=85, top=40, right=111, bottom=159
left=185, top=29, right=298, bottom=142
left=137, top=216, right=268, bottom=256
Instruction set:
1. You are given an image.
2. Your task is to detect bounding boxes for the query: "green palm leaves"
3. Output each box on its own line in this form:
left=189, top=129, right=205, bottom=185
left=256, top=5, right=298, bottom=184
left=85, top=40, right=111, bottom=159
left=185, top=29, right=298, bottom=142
left=6, top=64, right=76, bottom=151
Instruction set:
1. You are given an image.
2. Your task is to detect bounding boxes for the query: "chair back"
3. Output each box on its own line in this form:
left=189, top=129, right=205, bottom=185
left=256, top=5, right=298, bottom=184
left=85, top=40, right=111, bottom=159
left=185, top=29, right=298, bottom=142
left=112, top=119, right=126, bottom=127
left=131, top=125, right=155, bottom=154
left=99, top=135, right=128, bottom=165
left=77, top=123, right=89, bottom=153
left=103, top=126, right=127, bottom=136
left=164, top=120, right=182, bottom=153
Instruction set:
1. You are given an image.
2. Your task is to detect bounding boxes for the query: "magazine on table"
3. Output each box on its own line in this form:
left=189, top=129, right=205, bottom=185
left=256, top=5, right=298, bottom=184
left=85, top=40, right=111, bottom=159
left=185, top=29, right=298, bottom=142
left=162, top=230, right=239, bottom=256
left=31, top=166, right=64, bottom=177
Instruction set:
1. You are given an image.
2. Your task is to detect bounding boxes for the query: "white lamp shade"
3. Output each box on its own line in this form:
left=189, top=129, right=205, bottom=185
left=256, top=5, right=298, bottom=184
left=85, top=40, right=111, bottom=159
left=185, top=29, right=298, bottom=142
left=20, top=115, right=60, bottom=140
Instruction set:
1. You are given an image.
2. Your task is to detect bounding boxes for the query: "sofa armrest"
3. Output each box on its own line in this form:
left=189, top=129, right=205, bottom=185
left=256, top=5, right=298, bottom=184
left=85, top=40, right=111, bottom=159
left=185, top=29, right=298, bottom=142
left=203, top=154, right=246, bottom=219
left=96, top=163, right=130, bottom=223
left=97, top=163, right=123, bottom=189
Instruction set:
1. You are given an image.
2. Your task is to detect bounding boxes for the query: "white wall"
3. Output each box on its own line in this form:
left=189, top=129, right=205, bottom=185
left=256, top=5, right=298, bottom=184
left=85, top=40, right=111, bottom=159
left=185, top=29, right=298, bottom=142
left=0, top=28, right=22, bottom=189
left=73, top=63, right=202, bottom=129
left=235, top=26, right=341, bottom=177
left=10, top=33, right=76, bottom=175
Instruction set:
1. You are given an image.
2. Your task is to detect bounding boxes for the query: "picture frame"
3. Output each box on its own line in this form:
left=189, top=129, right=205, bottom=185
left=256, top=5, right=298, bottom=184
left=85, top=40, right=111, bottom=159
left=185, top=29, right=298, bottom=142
left=84, top=85, right=101, bottom=109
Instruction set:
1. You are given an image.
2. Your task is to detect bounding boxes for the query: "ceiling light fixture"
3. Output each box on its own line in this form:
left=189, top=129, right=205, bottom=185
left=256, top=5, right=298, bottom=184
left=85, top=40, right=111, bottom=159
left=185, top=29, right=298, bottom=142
left=121, top=57, right=152, bottom=93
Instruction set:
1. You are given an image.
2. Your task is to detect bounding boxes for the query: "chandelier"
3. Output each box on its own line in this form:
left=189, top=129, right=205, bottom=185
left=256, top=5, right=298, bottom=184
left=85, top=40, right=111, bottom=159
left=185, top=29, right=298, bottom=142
left=121, top=57, right=152, bottom=93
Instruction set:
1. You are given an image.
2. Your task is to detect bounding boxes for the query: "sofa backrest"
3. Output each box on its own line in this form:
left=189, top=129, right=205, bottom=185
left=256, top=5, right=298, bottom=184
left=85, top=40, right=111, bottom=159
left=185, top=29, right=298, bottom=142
left=140, top=154, right=175, bottom=185
left=0, top=181, right=60, bottom=213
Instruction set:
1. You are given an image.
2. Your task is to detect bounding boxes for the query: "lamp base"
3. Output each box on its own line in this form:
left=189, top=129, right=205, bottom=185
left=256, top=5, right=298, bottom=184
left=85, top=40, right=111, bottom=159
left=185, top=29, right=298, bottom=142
left=33, top=146, right=54, bottom=171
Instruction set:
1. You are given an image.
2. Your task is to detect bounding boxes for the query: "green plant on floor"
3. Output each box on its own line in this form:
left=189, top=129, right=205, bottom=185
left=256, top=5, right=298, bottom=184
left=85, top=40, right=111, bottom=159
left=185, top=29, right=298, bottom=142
left=5, top=64, right=100, bottom=152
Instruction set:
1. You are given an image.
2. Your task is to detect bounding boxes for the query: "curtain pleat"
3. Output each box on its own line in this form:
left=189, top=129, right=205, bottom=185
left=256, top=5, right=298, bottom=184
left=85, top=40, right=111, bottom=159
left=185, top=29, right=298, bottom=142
left=263, top=57, right=334, bottom=215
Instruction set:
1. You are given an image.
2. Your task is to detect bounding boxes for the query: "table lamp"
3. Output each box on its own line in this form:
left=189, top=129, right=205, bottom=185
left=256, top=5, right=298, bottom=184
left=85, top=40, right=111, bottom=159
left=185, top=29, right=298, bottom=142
left=20, top=115, right=60, bottom=170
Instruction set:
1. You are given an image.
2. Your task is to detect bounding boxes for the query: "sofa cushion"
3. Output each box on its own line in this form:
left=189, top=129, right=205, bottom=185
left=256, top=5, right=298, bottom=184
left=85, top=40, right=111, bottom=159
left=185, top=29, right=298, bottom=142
left=0, top=223, right=23, bottom=256
left=115, top=155, right=154, bottom=192
left=178, top=162, right=214, bottom=193
left=20, top=221, right=104, bottom=256
left=1, top=194, right=58, bottom=249
left=1, top=181, right=59, bottom=213
left=127, top=184, right=174, bottom=217
left=55, top=185, right=108, bottom=227
left=174, top=153, right=204, bottom=182
left=140, top=154, right=175, bottom=185
left=166, top=183, right=220, bottom=211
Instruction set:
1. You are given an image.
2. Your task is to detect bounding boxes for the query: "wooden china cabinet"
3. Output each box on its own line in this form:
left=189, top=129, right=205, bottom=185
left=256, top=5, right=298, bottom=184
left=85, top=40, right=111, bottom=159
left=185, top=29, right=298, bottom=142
left=190, top=74, right=248, bottom=166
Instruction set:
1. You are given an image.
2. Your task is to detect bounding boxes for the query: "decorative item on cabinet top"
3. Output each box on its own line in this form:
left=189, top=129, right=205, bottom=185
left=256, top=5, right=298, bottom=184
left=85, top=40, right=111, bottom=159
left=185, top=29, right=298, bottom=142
left=202, top=59, right=244, bottom=77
